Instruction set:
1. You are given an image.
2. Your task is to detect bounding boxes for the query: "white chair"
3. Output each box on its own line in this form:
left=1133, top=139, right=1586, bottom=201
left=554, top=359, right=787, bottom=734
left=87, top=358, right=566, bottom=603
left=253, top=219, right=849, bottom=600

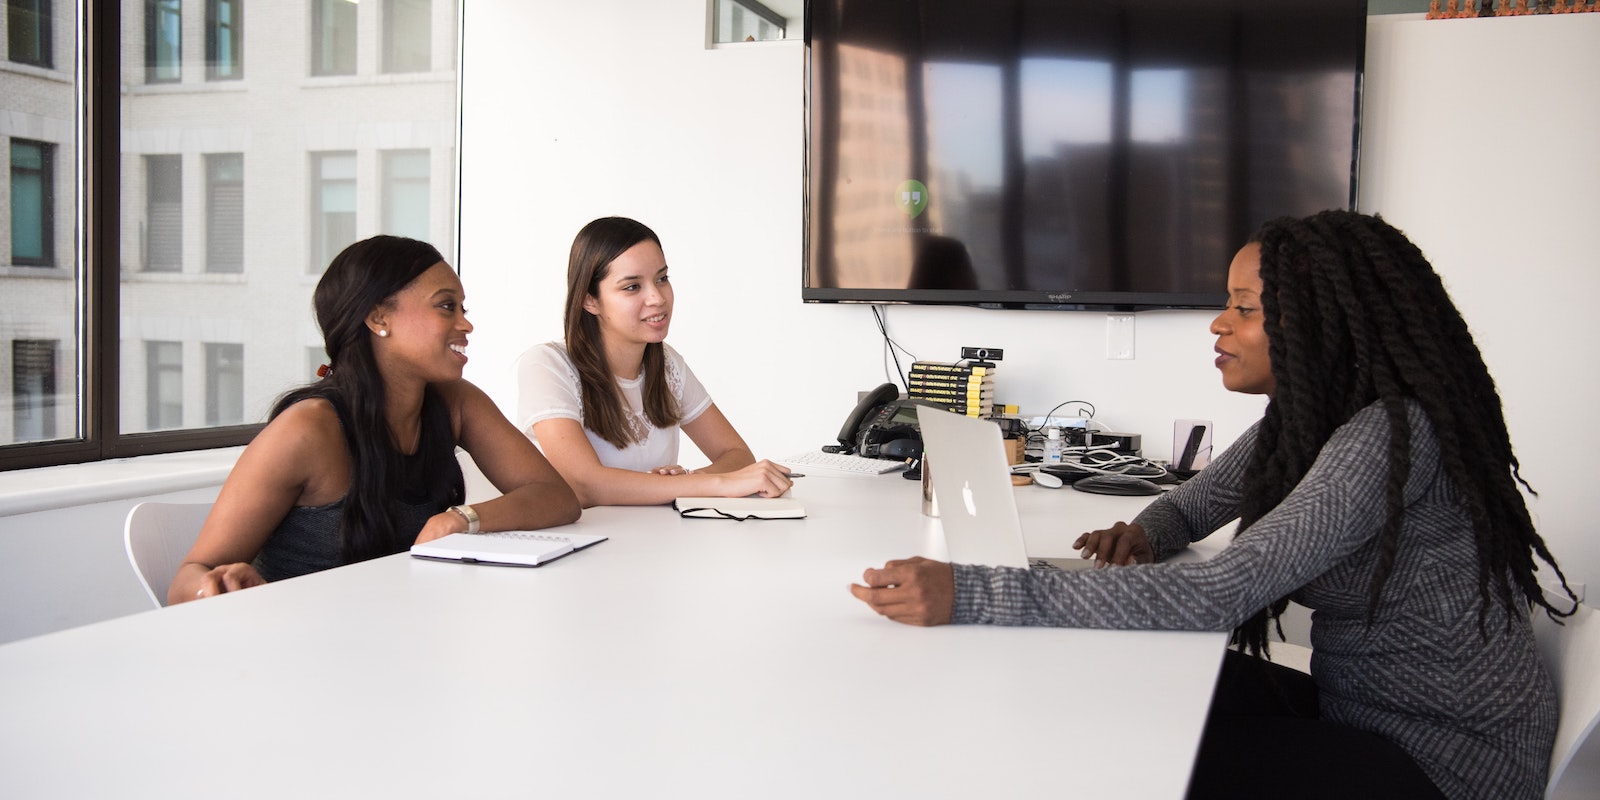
left=1533, top=590, right=1600, bottom=799
left=123, top=502, right=213, bottom=608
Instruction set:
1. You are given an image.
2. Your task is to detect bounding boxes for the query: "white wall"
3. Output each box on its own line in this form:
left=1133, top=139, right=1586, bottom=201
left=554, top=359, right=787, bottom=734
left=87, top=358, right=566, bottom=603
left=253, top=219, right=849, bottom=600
left=1357, top=14, right=1600, bottom=598
left=3, top=8, right=1596, bottom=645
left=461, top=5, right=1600, bottom=594
left=456, top=0, right=1268, bottom=463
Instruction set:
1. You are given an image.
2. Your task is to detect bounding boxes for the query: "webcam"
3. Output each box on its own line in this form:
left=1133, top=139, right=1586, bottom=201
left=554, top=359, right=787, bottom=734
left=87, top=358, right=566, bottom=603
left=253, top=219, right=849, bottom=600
left=960, top=346, right=1004, bottom=362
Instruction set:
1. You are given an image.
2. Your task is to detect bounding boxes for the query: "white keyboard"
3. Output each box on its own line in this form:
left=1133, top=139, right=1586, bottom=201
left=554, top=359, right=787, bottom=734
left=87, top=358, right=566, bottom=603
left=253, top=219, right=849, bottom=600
left=781, top=450, right=908, bottom=475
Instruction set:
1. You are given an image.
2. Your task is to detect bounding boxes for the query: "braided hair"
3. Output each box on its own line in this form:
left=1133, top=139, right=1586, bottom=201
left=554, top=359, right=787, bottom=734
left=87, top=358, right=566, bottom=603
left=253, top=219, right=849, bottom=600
left=1231, top=210, right=1571, bottom=657
left=272, top=235, right=465, bottom=565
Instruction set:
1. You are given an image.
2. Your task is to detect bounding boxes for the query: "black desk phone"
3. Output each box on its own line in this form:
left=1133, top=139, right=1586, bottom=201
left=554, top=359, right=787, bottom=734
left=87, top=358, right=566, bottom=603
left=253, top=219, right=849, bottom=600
left=832, top=383, right=925, bottom=460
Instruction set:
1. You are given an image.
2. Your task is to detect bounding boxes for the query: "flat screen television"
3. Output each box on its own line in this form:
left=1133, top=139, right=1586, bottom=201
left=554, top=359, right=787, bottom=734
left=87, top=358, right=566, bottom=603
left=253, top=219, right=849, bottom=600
left=803, top=0, right=1366, bottom=310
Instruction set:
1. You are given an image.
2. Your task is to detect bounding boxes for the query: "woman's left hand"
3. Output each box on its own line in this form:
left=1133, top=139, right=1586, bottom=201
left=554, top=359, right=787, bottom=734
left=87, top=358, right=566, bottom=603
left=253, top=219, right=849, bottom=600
left=650, top=464, right=689, bottom=476
left=849, top=557, right=954, bottom=626
left=414, top=511, right=470, bottom=544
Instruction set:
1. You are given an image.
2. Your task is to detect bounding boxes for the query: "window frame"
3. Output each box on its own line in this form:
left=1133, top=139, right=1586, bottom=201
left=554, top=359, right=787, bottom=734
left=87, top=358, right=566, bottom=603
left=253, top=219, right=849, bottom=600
left=2, top=1, right=261, bottom=470
left=0, top=0, right=464, bottom=472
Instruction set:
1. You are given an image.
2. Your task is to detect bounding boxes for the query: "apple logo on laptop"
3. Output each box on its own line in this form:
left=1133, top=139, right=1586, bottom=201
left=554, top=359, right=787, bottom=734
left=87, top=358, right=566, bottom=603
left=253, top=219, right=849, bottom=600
left=962, top=480, right=978, bottom=517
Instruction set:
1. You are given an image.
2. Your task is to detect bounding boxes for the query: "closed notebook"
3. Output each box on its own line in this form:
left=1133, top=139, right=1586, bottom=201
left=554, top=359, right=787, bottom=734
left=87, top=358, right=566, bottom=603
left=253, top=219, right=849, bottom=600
left=410, top=530, right=608, bottom=567
left=673, top=496, right=807, bottom=520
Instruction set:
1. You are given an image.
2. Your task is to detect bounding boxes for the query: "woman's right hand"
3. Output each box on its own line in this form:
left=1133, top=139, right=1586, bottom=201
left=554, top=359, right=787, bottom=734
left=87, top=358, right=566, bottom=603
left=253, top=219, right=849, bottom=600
left=1072, top=521, right=1153, bottom=567
left=715, top=459, right=794, bottom=498
left=188, top=562, right=267, bottom=601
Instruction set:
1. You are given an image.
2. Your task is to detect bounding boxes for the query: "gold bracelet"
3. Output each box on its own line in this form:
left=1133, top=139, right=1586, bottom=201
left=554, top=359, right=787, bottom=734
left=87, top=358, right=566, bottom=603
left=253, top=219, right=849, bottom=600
left=448, top=504, right=480, bottom=534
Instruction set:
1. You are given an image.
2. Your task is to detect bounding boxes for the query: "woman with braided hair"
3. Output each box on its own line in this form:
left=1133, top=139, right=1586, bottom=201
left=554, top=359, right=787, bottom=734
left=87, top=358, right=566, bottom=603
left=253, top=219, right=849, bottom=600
left=851, top=210, right=1574, bottom=799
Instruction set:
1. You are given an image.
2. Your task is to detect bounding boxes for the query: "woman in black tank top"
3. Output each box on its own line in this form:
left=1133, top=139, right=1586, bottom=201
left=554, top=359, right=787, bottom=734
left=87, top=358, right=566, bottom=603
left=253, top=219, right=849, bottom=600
left=169, top=236, right=580, bottom=603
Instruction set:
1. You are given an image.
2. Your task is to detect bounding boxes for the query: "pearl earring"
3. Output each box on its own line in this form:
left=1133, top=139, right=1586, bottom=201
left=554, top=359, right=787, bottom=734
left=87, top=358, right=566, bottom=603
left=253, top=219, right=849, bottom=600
left=378, top=329, right=389, bottom=338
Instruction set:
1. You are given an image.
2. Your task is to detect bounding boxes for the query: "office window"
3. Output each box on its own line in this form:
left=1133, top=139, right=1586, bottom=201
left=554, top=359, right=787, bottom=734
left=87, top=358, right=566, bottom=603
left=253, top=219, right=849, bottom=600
left=383, top=0, right=430, bottom=73
left=382, top=150, right=429, bottom=241
left=11, top=340, right=57, bottom=442
left=206, top=0, right=243, bottom=80
left=311, top=152, right=356, bottom=273
left=204, top=342, right=244, bottom=426
left=312, top=0, right=356, bottom=76
left=205, top=153, right=244, bottom=273
left=144, top=154, right=182, bottom=272
left=1, top=0, right=459, bottom=470
left=7, top=0, right=52, bottom=68
left=9, top=139, right=55, bottom=267
left=146, top=0, right=182, bottom=83
left=711, top=0, right=787, bottom=44
left=145, top=340, right=182, bottom=430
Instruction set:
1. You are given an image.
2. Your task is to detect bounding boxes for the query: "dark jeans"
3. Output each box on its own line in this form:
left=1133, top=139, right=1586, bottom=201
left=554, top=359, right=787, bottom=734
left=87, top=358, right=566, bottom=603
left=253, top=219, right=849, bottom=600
left=1186, top=650, right=1448, bottom=800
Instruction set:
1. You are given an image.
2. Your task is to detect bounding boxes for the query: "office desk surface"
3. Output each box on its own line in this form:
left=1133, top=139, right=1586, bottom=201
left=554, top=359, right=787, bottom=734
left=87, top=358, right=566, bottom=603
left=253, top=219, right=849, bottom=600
left=0, top=473, right=1226, bottom=798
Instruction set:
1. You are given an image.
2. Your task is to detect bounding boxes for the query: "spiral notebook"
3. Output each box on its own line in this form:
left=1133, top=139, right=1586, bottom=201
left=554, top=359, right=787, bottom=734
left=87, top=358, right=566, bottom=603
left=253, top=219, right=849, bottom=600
left=410, top=530, right=608, bottom=567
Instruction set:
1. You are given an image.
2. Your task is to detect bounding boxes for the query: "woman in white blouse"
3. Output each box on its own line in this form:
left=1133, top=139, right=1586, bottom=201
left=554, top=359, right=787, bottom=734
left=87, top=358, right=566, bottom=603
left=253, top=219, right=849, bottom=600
left=514, top=217, right=792, bottom=507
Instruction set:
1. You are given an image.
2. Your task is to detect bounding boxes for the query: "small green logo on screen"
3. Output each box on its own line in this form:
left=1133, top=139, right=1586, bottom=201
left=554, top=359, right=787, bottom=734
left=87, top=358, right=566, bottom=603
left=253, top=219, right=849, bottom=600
left=896, top=180, right=928, bottom=218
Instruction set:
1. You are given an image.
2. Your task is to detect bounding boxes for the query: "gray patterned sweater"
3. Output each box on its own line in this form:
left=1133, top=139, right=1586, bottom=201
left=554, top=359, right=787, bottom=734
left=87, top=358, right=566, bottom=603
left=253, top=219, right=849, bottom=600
left=951, top=401, right=1556, bottom=800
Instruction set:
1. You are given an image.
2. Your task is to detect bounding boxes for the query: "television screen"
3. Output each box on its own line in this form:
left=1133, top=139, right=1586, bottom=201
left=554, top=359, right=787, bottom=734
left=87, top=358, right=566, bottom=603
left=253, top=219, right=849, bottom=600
left=803, top=0, right=1366, bottom=310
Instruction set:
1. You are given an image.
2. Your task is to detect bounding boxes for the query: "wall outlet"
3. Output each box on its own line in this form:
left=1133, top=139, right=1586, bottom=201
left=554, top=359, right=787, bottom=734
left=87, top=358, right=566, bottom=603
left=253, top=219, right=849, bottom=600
left=1105, top=313, right=1135, bottom=359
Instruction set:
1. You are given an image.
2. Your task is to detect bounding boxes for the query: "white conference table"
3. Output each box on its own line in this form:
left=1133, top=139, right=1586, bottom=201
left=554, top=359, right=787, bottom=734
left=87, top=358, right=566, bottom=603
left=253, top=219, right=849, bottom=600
left=0, top=470, right=1226, bottom=799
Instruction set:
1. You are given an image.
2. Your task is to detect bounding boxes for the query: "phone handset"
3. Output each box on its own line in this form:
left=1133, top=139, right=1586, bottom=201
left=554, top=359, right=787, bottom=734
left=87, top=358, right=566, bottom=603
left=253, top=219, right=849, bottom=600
left=829, top=382, right=899, bottom=454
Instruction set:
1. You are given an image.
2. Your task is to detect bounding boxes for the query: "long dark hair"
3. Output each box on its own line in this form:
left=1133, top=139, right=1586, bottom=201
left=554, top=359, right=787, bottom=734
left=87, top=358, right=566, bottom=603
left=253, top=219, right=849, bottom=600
left=563, top=216, right=681, bottom=449
left=1232, top=210, right=1571, bottom=657
left=272, top=235, right=464, bottom=564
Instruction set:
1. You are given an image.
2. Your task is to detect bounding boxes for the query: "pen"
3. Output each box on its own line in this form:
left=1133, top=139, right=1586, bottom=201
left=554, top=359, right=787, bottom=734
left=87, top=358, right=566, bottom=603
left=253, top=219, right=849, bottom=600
left=783, top=472, right=805, bottom=478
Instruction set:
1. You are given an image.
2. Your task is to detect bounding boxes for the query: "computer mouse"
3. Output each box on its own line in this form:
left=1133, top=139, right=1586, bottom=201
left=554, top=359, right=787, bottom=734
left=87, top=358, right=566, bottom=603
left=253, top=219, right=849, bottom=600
left=1033, top=471, right=1065, bottom=489
left=1071, top=474, right=1163, bottom=496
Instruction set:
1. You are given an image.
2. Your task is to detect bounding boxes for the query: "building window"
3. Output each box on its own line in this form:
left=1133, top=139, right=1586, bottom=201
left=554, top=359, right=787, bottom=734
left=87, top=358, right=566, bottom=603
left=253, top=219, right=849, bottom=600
left=311, top=151, right=356, bottom=273
left=204, top=342, right=244, bottom=426
left=382, top=149, right=429, bottom=241
left=312, top=0, right=357, bottom=76
left=145, top=340, right=183, bottom=430
left=146, top=0, right=182, bottom=83
left=206, top=0, right=243, bottom=80
left=144, top=154, right=182, bottom=272
left=0, top=0, right=460, bottom=468
left=7, top=0, right=53, bottom=68
left=9, top=139, right=55, bottom=267
left=11, top=339, right=57, bottom=442
left=383, top=0, right=430, bottom=73
left=205, top=153, right=244, bottom=273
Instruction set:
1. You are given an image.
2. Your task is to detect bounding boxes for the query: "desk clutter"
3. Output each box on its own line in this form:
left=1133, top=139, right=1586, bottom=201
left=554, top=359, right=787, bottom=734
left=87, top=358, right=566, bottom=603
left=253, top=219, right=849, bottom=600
left=906, top=360, right=1002, bottom=417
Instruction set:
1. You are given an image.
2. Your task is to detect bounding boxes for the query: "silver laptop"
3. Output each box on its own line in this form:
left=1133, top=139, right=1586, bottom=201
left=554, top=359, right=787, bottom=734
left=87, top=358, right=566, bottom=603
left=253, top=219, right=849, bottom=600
left=916, top=406, right=1093, bottom=571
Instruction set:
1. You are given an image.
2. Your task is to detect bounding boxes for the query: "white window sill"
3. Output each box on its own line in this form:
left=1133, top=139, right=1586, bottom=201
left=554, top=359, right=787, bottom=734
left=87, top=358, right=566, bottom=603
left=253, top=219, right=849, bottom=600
left=0, top=447, right=244, bottom=517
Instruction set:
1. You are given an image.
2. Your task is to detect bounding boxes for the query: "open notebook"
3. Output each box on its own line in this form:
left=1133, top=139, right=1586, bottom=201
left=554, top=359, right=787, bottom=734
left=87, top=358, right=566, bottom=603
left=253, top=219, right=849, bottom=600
left=410, top=530, right=608, bottom=567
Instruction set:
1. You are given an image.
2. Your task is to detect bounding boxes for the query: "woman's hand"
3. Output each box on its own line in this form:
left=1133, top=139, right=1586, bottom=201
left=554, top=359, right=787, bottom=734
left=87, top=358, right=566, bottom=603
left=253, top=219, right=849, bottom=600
left=414, top=510, right=471, bottom=545
left=190, top=562, right=267, bottom=601
left=1072, top=521, right=1153, bottom=567
left=849, top=557, right=954, bottom=626
left=713, top=460, right=794, bottom=498
left=650, top=464, right=689, bottom=476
